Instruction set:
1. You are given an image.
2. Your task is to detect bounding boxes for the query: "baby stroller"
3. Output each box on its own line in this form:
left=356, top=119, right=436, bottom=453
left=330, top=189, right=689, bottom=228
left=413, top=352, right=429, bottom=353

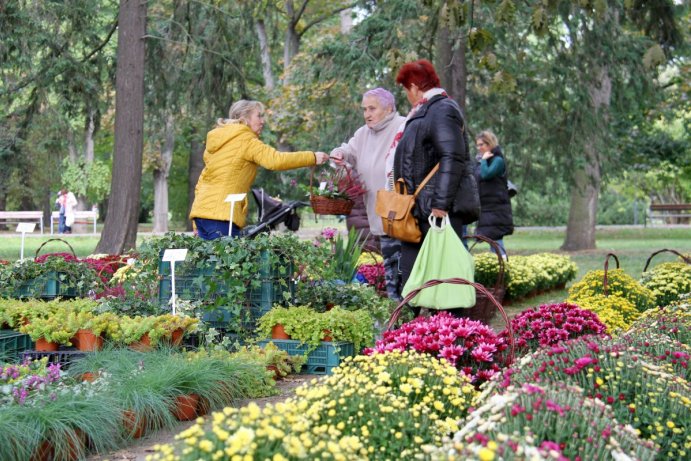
left=240, top=188, right=309, bottom=238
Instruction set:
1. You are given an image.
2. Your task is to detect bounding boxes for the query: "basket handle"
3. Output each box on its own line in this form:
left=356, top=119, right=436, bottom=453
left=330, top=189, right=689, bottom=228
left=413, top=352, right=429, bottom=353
left=310, top=164, right=353, bottom=197
left=96, top=259, right=125, bottom=282
left=603, top=253, right=620, bottom=297
left=35, top=238, right=77, bottom=260
left=643, top=249, right=691, bottom=273
left=463, top=234, right=507, bottom=289
left=385, top=277, right=515, bottom=366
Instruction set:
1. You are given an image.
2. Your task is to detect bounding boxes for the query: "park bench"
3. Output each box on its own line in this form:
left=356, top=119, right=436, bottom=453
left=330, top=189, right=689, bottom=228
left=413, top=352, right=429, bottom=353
left=646, top=203, right=691, bottom=226
left=0, top=211, right=44, bottom=233
left=50, top=210, right=98, bottom=234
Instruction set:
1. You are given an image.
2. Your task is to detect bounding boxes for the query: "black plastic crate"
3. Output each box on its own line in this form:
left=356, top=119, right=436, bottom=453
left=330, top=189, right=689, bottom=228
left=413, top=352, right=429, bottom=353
left=0, top=330, right=34, bottom=361
left=21, top=350, right=87, bottom=369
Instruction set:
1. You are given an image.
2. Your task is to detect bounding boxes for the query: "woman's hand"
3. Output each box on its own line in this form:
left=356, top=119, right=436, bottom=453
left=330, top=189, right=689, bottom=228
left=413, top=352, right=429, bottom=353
left=430, top=208, right=447, bottom=218
left=315, top=152, right=329, bottom=165
left=482, top=151, right=494, bottom=160
left=329, top=150, right=345, bottom=166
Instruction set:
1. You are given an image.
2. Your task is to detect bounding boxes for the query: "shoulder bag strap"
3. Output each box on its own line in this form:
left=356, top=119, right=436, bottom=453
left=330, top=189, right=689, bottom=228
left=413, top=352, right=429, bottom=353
left=412, top=163, right=440, bottom=198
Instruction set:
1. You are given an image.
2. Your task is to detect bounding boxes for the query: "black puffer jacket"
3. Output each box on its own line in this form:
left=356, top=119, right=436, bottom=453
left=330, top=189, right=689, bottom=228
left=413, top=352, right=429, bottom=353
left=393, top=95, right=471, bottom=231
left=475, top=147, right=514, bottom=240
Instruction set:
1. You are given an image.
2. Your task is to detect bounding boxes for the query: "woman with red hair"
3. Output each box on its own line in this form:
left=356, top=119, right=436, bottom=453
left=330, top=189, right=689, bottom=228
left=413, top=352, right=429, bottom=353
left=387, top=59, right=477, bottom=314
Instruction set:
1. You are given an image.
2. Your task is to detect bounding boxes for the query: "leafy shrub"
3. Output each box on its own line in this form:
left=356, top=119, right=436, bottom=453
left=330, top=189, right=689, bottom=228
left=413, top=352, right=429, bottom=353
left=568, top=268, right=655, bottom=312
left=640, top=261, right=691, bottom=307
left=627, top=295, right=690, bottom=345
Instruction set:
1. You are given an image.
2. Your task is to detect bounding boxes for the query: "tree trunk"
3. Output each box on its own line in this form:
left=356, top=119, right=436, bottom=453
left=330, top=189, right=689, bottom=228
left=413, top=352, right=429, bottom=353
left=436, top=26, right=467, bottom=114
left=186, top=131, right=204, bottom=231
left=77, top=111, right=97, bottom=212
left=96, top=0, right=146, bottom=254
left=152, top=114, right=174, bottom=233
left=255, top=19, right=275, bottom=91
left=562, top=66, right=611, bottom=251
left=283, top=0, right=301, bottom=76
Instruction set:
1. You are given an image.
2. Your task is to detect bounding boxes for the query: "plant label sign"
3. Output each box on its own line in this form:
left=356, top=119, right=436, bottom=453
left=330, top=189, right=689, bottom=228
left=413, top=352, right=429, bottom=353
left=162, top=249, right=188, bottom=262
left=16, top=222, right=36, bottom=233
left=224, top=193, right=247, bottom=236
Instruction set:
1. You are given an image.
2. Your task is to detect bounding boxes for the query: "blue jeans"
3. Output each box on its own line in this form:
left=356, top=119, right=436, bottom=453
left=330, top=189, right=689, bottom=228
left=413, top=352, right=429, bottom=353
left=58, top=213, right=66, bottom=234
left=194, top=218, right=241, bottom=240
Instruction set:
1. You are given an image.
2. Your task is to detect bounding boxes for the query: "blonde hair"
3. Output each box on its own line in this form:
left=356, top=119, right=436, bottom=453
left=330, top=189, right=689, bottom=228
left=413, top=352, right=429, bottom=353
left=217, top=100, right=265, bottom=127
left=476, top=130, right=499, bottom=149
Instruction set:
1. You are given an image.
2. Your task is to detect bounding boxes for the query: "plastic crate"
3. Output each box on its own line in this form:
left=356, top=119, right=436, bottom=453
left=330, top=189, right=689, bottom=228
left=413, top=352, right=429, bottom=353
left=14, top=274, right=59, bottom=299
left=21, top=350, right=87, bottom=369
left=259, top=340, right=355, bottom=375
left=0, top=330, right=34, bottom=360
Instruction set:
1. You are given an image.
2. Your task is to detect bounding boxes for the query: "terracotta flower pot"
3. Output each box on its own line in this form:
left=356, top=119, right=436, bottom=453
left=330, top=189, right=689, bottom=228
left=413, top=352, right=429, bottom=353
left=129, top=333, right=152, bottom=352
left=63, top=428, right=86, bottom=461
left=271, top=324, right=290, bottom=340
left=170, top=328, right=184, bottom=346
left=80, top=372, right=97, bottom=382
left=196, top=396, right=211, bottom=416
left=35, top=338, right=59, bottom=352
left=30, top=440, right=53, bottom=461
left=122, top=410, right=147, bottom=439
left=266, top=365, right=282, bottom=381
left=322, top=329, right=333, bottom=342
left=73, top=329, right=104, bottom=352
left=171, top=393, right=200, bottom=421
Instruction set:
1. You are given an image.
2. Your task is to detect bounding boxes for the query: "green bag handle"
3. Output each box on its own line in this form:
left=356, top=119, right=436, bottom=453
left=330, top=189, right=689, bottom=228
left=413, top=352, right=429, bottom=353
left=386, top=277, right=515, bottom=366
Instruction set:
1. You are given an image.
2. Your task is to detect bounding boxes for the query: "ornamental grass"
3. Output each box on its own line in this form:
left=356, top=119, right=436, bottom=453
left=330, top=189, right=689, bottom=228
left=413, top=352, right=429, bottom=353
left=366, top=312, right=508, bottom=384
left=568, top=268, right=655, bottom=312
left=499, top=302, right=607, bottom=356
left=640, top=261, right=691, bottom=308
left=149, top=351, right=478, bottom=461
left=434, top=382, right=657, bottom=461
left=500, top=336, right=691, bottom=459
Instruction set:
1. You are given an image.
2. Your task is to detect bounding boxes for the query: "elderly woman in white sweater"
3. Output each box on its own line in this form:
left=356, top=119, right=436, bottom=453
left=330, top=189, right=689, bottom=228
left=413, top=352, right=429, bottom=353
left=330, top=88, right=405, bottom=300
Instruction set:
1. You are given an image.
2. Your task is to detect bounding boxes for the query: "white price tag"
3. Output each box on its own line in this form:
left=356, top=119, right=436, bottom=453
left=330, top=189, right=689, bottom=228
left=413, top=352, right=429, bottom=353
left=162, top=248, right=188, bottom=262
left=319, top=181, right=327, bottom=191
left=224, top=193, right=247, bottom=203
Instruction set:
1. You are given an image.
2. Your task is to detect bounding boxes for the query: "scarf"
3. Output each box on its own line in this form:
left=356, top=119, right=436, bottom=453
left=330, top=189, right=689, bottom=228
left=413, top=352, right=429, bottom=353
left=384, top=88, right=448, bottom=190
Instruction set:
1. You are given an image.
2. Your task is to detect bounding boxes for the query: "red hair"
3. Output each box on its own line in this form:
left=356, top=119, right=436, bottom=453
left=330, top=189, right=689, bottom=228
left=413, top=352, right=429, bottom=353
left=395, top=60, right=441, bottom=91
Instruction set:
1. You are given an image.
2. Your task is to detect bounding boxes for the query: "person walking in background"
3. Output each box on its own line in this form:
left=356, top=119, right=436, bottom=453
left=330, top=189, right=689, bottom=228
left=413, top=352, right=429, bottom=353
left=392, top=59, right=473, bottom=307
left=330, top=88, right=406, bottom=300
left=56, top=188, right=77, bottom=234
left=189, top=99, right=328, bottom=240
left=474, top=130, right=514, bottom=258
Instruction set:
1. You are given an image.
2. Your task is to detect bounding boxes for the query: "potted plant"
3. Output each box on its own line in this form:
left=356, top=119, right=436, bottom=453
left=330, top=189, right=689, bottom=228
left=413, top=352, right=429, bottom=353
left=149, top=314, right=199, bottom=346
left=111, top=315, right=158, bottom=350
left=19, top=308, right=78, bottom=350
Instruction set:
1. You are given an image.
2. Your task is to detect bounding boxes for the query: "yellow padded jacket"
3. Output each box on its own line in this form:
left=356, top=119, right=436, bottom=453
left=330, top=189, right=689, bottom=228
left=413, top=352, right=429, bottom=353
left=189, top=123, right=316, bottom=228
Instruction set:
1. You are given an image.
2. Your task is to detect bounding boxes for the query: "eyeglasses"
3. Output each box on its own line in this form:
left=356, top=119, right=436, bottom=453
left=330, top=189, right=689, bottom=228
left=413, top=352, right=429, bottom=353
left=476, top=142, right=486, bottom=147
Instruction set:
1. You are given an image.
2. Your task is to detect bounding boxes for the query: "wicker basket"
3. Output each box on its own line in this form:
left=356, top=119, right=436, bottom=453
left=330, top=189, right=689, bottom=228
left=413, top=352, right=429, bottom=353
left=309, top=167, right=354, bottom=215
left=385, top=277, right=515, bottom=366
left=462, top=235, right=507, bottom=324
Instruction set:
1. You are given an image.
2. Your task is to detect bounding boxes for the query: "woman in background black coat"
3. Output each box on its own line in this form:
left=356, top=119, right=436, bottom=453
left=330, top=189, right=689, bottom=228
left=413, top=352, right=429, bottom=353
left=474, top=130, right=514, bottom=258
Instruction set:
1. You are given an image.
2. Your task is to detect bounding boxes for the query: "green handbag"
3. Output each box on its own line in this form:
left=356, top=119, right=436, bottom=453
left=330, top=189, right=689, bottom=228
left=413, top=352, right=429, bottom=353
left=402, top=215, right=476, bottom=309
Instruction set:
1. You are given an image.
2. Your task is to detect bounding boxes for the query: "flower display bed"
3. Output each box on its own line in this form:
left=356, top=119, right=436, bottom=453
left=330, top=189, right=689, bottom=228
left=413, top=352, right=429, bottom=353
left=259, top=340, right=355, bottom=375
left=0, top=330, right=33, bottom=360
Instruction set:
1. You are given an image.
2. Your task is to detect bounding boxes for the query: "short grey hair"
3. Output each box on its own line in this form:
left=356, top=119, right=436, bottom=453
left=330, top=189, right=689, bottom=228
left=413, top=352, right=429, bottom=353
left=217, top=100, right=265, bottom=127
left=363, top=88, right=396, bottom=112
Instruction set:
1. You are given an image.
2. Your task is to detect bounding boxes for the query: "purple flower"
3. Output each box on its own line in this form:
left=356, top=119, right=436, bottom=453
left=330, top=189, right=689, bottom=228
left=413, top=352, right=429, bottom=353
left=321, top=227, right=338, bottom=240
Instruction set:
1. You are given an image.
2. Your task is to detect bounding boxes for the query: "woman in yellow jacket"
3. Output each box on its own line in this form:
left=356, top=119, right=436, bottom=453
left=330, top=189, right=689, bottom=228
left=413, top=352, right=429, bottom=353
left=190, top=100, right=328, bottom=239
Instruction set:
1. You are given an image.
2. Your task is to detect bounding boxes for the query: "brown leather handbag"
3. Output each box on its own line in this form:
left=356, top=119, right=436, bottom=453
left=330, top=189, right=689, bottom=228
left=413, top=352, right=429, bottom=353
left=375, top=164, right=439, bottom=243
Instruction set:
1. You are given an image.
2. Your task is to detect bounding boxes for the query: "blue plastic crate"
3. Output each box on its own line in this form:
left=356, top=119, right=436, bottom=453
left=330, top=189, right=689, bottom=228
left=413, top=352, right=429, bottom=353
left=258, top=340, right=355, bottom=375
left=0, top=330, right=34, bottom=361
